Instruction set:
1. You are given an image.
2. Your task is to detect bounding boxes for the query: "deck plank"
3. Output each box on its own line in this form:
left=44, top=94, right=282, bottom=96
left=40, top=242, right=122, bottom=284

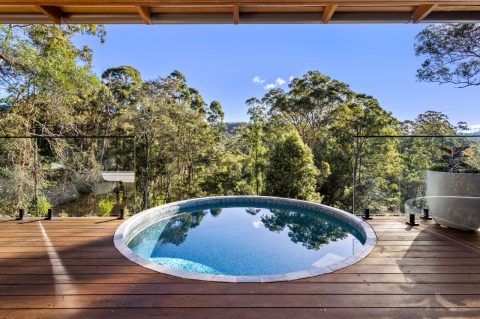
left=0, top=217, right=479, bottom=318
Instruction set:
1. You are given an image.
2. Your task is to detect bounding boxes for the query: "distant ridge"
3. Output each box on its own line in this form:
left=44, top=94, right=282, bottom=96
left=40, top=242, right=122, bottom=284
left=462, top=131, right=480, bottom=136
left=226, top=122, right=245, bottom=135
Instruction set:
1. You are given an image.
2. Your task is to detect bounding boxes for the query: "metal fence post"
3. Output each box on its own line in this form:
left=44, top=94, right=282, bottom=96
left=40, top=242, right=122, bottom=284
left=45, top=208, right=52, bottom=220
left=406, top=213, right=419, bottom=226
left=420, top=208, right=432, bottom=220
left=17, top=208, right=24, bottom=220
left=362, top=208, right=372, bottom=220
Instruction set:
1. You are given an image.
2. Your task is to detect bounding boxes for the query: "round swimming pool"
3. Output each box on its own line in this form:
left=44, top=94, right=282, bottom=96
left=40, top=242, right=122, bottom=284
left=114, top=196, right=376, bottom=282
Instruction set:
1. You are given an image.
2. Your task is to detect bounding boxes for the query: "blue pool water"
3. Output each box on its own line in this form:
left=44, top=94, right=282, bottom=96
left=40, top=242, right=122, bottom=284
left=128, top=204, right=366, bottom=276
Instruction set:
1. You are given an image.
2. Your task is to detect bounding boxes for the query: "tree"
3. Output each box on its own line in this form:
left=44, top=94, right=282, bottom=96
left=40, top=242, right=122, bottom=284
left=207, top=100, right=225, bottom=129
left=241, top=98, right=268, bottom=195
left=398, top=111, right=459, bottom=209
left=263, top=71, right=353, bottom=150
left=409, top=111, right=456, bottom=135
left=415, top=24, right=480, bottom=87
left=101, top=66, right=143, bottom=109
left=324, top=94, right=401, bottom=210
left=264, top=130, right=319, bottom=201
left=255, top=72, right=401, bottom=210
left=0, top=24, right=105, bottom=215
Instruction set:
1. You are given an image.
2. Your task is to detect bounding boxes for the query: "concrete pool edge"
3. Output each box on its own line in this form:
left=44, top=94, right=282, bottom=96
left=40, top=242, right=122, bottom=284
left=113, top=196, right=377, bottom=283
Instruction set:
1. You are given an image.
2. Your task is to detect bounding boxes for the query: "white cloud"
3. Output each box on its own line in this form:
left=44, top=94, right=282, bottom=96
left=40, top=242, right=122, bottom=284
left=252, top=76, right=265, bottom=84
left=252, top=220, right=262, bottom=229
left=264, top=83, right=276, bottom=90
left=275, top=77, right=286, bottom=86
left=466, top=124, right=480, bottom=133
left=470, top=124, right=480, bottom=130
left=289, top=75, right=295, bottom=81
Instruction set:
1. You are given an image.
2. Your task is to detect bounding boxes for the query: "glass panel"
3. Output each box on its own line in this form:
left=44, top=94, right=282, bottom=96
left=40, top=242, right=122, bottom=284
left=353, top=136, right=480, bottom=216
left=0, top=138, right=37, bottom=218
left=34, top=137, right=137, bottom=217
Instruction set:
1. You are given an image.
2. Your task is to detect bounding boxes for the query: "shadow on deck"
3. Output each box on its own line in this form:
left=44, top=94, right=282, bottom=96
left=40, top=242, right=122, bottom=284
left=0, top=217, right=479, bottom=318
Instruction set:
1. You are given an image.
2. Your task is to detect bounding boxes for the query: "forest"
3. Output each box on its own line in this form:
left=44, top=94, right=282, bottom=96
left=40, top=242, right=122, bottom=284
left=0, top=24, right=479, bottom=217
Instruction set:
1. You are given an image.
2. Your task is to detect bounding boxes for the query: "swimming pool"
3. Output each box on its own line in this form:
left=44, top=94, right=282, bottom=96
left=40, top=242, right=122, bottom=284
left=114, top=196, right=376, bottom=282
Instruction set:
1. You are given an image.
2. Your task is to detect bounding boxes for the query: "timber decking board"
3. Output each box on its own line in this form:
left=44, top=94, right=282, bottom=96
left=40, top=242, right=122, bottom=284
left=0, top=216, right=479, bottom=318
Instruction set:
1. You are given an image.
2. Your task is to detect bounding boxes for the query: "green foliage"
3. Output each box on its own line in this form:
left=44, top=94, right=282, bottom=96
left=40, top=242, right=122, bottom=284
left=415, top=24, right=480, bottom=87
left=97, top=198, right=115, bottom=217
left=432, top=145, right=479, bottom=173
left=264, top=130, right=320, bottom=201
left=261, top=209, right=348, bottom=249
left=0, top=22, right=473, bottom=218
left=37, top=196, right=52, bottom=216
left=101, top=66, right=143, bottom=109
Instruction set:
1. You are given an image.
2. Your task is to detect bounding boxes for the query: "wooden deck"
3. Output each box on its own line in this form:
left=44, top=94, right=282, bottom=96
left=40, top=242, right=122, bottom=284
left=1, top=216, right=480, bottom=318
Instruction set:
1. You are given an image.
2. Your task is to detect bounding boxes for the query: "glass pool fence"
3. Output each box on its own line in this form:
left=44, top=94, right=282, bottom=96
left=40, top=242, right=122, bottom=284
left=1, top=134, right=479, bottom=219
left=0, top=136, right=136, bottom=218
left=352, top=135, right=480, bottom=217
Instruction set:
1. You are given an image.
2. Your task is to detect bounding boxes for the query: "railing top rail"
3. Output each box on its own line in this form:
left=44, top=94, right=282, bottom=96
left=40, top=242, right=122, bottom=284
left=353, top=135, right=480, bottom=138
left=0, top=135, right=135, bottom=139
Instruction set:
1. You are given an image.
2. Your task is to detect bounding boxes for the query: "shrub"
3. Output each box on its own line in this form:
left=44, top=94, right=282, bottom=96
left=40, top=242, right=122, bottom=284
left=264, top=130, right=320, bottom=201
left=37, top=196, right=52, bottom=216
left=97, top=198, right=115, bottom=217
left=432, top=145, right=479, bottom=173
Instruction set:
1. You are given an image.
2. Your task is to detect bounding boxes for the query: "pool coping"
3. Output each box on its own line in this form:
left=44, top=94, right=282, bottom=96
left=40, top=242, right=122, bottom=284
left=113, top=196, right=377, bottom=283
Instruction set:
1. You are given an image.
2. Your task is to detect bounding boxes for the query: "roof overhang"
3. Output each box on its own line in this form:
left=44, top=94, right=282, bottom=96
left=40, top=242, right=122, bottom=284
left=1, top=1, right=480, bottom=24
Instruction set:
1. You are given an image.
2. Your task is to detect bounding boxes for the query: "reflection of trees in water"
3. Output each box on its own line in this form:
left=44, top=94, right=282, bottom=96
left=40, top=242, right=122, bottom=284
left=245, top=207, right=261, bottom=215
left=159, top=210, right=208, bottom=245
left=261, top=209, right=348, bottom=250
left=210, top=208, right=222, bottom=217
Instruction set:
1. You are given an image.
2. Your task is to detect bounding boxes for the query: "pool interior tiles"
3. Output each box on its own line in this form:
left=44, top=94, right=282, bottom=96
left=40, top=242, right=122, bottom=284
left=114, top=196, right=376, bottom=282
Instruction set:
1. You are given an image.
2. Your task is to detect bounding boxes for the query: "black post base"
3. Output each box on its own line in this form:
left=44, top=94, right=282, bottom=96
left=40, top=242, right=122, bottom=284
left=420, top=208, right=432, bottom=220
left=406, top=213, right=419, bottom=226
left=362, top=208, right=372, bottom=220
left=118, top=208, right=125, bottom=220
left=16, top=208, right=24, bottom=220
left=420, top=216, right=432, bottom=220
left=406, top=221, right=419, bottom=226
left=45, top=208, right=53, bottom=220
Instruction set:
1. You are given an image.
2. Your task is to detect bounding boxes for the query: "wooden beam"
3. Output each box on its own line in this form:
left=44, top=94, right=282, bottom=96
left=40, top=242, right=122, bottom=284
left=233, top=3, right=239, bottom=24
left=412, top=4, right=437, bottom=23
left=322, top=4, right=337, bottom=23
left=136, top=5, right=151, bottom=24
left=35, top=5, right=62, bottom=24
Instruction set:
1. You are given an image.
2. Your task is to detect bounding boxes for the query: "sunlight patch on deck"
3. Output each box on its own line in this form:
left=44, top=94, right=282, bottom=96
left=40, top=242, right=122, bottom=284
left=38, top=221, right=78, bottom=310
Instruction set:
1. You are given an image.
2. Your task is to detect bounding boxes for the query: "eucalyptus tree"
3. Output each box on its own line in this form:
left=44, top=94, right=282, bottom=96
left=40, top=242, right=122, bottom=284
left=0, top=24, right=105, bottom=215
left=324, top=94, right=402, bottom=210
left=264, top=71, right=354, bottom=150
left=240, top=98, right=268, bottom=195
left=264, top=130, right=319, bottom=201
left=399, top=111, right=459, bottom=207
left=415, top=24, right=480, bottom=87
left=207, top=100, right=225, bottom=129
left=134, top=75, right=228, bottom=208
left=0, top=24, right=105, bottom=136
left=257, top=71, right=401, bottom=209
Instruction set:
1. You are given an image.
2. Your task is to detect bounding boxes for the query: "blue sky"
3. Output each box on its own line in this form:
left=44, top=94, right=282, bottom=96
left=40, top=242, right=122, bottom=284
left=75, top=24, right=480, bottom=128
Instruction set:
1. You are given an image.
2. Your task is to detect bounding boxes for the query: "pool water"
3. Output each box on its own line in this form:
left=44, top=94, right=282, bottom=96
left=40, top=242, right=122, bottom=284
left=128, top=204, right=366, bottom=276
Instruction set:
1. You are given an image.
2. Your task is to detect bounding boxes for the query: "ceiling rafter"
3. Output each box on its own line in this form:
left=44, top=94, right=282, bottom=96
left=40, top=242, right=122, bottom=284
left=0, top=1, right=478, bottom=24
left=36, top=5, right=62, bottom=24
left=233, top=3, right=239, bottom=24
left=322, top=4, right=337, bottom=23
left=412, top=4, right=438, bottom=23
left=136, top=5, right=152, bottom=24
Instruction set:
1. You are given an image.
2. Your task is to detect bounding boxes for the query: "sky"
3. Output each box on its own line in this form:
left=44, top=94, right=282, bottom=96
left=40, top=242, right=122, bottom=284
left=74, top=24, right=480, bottom=129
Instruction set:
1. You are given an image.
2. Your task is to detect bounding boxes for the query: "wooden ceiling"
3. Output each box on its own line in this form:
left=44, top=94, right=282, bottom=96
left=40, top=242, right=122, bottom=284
left=1, top=1, right=480, bottom=24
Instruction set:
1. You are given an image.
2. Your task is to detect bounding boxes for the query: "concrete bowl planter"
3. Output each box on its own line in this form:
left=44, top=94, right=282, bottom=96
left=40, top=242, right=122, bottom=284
left=426, top=170, right=480, bottom=231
